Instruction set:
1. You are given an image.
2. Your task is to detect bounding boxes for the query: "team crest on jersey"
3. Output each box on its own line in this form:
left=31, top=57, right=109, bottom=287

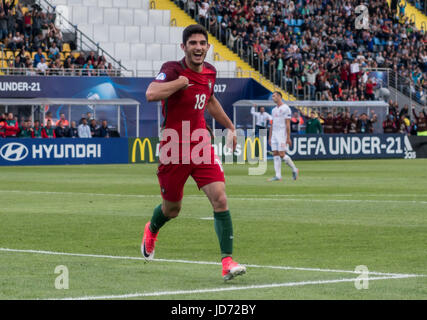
left=155, top=72, right=166, bottom=81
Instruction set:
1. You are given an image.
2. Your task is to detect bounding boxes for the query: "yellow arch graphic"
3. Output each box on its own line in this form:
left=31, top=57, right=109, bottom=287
left=131, top=138, right=155, bottom=163
left=243, top=137, right=263, bottom=161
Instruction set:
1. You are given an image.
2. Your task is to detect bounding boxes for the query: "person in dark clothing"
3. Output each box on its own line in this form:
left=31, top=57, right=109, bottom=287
left=98, top=120, right=110, bottom=138
left=412, top=108, right=427, bottom=136
left=54, top=120, right=68, bottom=138
left=89, top=119, right=99, bottom=137
left=383, top=114, right=397, bottom=133
left=321, top=112, right=334, bottom=134
left=67, top=121, right=78, bottom=138
left=333, top=113, right=346, bottom=134
left=290, top=111, right=300, bottom=134
left=356, top=113, right=374, bottom=134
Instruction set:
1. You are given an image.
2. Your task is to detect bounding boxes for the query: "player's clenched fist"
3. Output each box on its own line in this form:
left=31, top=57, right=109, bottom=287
left=179, top=75, right=189, bottom=89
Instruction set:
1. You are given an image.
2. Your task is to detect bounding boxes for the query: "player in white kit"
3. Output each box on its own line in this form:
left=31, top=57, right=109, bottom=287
left=268, top=91, right=299, bottom=181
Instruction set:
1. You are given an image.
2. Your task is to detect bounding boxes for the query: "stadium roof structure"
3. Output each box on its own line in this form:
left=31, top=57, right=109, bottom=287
left=0, top=98, right=141, bottom=137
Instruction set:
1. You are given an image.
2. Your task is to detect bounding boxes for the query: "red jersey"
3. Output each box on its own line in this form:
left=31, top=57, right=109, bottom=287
left=154, top=58, right=216, bottom=144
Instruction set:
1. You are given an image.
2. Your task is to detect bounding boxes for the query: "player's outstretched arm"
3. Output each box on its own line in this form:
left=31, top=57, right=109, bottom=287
left=146, top=76, right=189, bottom=102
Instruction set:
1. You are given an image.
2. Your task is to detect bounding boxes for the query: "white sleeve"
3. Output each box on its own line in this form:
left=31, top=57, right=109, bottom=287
left=284, top=106, right=292, bottom=120
left=250, top=107, right=257, bottom=116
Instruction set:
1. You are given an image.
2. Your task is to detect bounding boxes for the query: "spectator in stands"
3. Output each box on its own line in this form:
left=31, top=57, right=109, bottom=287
left=77, top=118, right=91, bottom=138
left=23, top=9, right=31, bottom=38
left=365, top=78, right=376, bottom=100
left=0, top=113, right=6, bottom=138
left=33, top=31, right=47, bottom=51
left=48, top=41, right=60, bottom=61
left=74, top=52, right=86, bottom=67
left=290, top=111, right=300, bottom=134
left=321, top=112, right=334, bottom=134
left=86, top=51, right=96, bottom=64
left=5, top=112, right=18, bottom=137
left=333, top=112, right=346, bottom=134
left=67, top=121, right=78, bottom=138
left=33, top=47, right=46, bottom=67
left=31, top=8, right=42, bottom=39
left=55, top=113, right=69, bottom=127
left=44, top=111, right=53, bottom=126
left=54, top=120, right=68, bottom=138
left=31, top=120, right=43, bottom=138
left=82, top=60, right=94, bottom=76
left=89, top=119, right=99, bottom=137
left=42, top=119, right=55, bottom=138
left=356, top=112, right=376, bottom=134
left=18, top=120, right=32, bottom=138
left=398, top=114, right=410, bottom=134
left=0, top=6, right=7, bottom=41
left=412, top=108, right=427, bottom=135
left=305, top=111, right=322, bottom=134
left=383, top=114, right=397, bottom=133
left=25, top=60, right=36, bottom=75
left=14, top=55, right=25, bottom=69
left=36, top=56, right=48, bottom=75
left=198, top=2, right=209, bottom=28
left=347, top=113, right=358, bottom=134
left=98, top=120, right=110, bottom=138
left=49, top=58, right=64, bottom=75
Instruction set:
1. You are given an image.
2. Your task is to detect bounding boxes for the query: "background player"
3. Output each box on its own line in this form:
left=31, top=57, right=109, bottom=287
left=142, top=24, right=246, bottom=281
left=268, top=91, right=299, bottom=181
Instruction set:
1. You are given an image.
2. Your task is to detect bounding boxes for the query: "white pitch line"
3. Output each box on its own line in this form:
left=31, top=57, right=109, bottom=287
left=0, top=247, right=423, bottom=278
left=55, top=275, right=417, bottom=300
left=1, top=190, right=426, bottom=205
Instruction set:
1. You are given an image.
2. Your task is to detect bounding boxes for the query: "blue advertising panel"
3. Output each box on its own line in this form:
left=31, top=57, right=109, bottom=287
left=0, top=138, right=129, bottom=166
left=287, top=134, right=408, bottom=160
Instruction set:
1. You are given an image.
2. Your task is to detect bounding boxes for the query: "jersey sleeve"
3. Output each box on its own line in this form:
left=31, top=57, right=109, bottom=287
left=153, top=61, right=180, bottom=83
left=284, top=106, right=292, bottom=120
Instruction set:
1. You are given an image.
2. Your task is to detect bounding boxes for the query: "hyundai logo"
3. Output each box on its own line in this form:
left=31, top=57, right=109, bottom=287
left=0, top=143, right=29, bottom=161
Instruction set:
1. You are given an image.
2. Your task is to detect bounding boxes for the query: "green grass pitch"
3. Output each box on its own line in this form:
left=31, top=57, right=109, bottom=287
left=0, top=159, right=426, bottom=300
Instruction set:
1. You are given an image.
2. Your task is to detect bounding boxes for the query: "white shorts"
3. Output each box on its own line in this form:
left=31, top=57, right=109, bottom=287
left=271, top=132, right=288, bottom=152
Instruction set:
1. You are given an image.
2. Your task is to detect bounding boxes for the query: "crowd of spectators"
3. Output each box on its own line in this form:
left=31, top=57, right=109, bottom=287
left=290, top=107, right=379, bottom=134
left=0, top=111, right=114, bottom=138
left=384, top=99, right=427, bottom=134
left=0, top=1, right=116, bottom=76
left=189, top=0, right=427, bottom=102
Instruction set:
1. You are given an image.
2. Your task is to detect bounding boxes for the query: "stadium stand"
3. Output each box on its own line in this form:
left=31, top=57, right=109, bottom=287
left=0, top=0, right=123, bottom=76
left=176, top=0, right=427, bottom=105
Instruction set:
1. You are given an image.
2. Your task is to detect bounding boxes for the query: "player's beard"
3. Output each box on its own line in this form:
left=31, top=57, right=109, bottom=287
left=189, top=51, right=206, bottom=66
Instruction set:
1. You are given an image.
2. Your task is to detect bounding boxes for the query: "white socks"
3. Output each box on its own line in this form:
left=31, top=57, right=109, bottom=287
left=273, top=155, right=282, bottom=179
left=283, top=155, right=297, bottom=172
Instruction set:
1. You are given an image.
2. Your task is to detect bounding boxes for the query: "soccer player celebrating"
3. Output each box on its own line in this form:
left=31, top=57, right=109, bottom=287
left=268, top=91, right=299, bottom=181
left=142, top=25, right=246, bottom=281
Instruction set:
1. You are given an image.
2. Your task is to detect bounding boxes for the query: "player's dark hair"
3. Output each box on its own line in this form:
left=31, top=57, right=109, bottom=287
left=182, top=24, right=208, bottom=45
left=273, top=91, right=282, bottom=98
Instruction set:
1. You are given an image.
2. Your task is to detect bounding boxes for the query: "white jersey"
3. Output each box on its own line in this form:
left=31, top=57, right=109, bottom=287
left=251, top=107, right=272, bottom=127
left=271, top=103, right=291, bottom=133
